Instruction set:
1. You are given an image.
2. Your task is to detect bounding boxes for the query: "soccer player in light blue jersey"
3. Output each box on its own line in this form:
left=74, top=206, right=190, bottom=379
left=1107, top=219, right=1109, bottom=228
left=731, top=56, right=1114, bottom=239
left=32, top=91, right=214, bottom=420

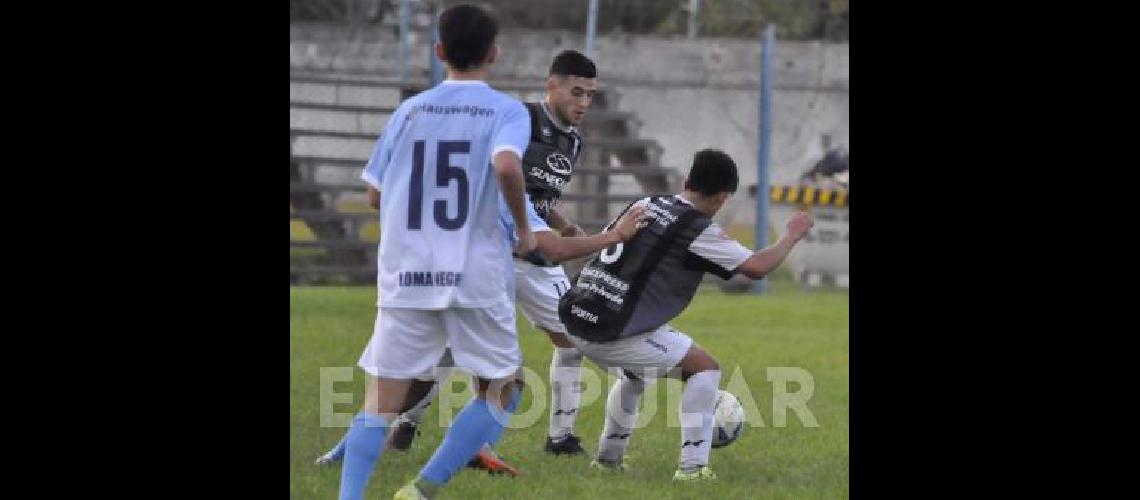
left=335, top=5, right=538, bottom=500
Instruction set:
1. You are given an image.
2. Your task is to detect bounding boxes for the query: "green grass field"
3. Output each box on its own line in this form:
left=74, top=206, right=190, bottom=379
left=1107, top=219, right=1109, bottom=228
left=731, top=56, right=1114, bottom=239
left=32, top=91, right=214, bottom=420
left=290, top=285, right=848, bottom=499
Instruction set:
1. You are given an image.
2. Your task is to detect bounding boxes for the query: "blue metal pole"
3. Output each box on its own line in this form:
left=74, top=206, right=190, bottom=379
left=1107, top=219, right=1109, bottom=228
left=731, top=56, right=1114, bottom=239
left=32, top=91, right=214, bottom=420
left=398, top=0, right=410, bottom=82
left=754, top=24, right=775, bottom=294
left=429, top=3, right=444, bottom=86
left=585, top=0, right=598, bottom=57
left=687, top=0, right=701, bottom=39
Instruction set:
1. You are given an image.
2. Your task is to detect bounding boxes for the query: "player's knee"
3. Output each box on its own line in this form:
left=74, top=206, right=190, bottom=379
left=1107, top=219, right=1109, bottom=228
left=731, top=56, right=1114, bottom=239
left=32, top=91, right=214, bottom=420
left=474, top=376, right=523, bottom=411
left=679, top=346, right=719, bottom=381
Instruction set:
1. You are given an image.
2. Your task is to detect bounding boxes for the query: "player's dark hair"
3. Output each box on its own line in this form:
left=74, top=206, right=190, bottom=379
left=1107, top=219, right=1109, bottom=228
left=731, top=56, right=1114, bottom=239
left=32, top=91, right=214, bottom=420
left=549, top=50, right=597, bottom=78
left=438, top=4, right=498, bottom=72
left=684, top=149, right=739, bottom=195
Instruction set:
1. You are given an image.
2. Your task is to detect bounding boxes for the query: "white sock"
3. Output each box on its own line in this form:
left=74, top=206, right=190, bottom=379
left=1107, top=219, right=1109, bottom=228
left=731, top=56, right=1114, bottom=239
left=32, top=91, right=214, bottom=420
left=548, top=347, right=584, bottom=440
left=597, top=373, right=646, bottom=463
left=679, top=370, right=721, bottom=470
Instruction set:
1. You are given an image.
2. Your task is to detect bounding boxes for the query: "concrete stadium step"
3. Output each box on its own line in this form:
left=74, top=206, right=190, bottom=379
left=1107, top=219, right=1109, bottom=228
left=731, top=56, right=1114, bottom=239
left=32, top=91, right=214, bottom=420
left=293, top=155, right=669, bottom=175
left=290, top=74, right=551, bottom=107
left=289, top=102, right=393, bottom=134
left=288, top=102, right=633, bottom=136
left=290, top=129, right=664, bottom=162
left=290, top=133, right=374, bottom=160
left=290, top=79, right=403, bottom=108
left=291, top=156, right=365, bottom=168
left=292, top=156, right=366, bottom=184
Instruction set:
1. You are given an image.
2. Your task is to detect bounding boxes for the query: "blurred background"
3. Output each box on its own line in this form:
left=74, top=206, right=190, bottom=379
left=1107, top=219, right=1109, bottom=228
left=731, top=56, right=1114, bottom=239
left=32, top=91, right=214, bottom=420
left=289, top=0, right=849, bottom=290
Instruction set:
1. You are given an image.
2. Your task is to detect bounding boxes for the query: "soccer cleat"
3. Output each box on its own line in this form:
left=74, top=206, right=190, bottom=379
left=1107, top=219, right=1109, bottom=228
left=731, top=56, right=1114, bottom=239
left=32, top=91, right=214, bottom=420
left=466, top=447, right=520, bottom=477
left=589, top=458, right=628, bottom=472
left=313, top=439, right=346, bottom=466
left=672, top=465, right=717, bottom=481
left=386, top=419, right=420, bottom=452
left=544, top=434, right=586, bottom=456
left=393, top=482, right=429, bottom=500
left=313, top=450, right=341, bottom=466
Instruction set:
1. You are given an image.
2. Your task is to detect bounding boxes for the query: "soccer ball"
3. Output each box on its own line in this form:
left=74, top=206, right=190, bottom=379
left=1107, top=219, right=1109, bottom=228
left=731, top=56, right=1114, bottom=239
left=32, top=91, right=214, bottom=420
left=712, top=390, right=745, bottom=448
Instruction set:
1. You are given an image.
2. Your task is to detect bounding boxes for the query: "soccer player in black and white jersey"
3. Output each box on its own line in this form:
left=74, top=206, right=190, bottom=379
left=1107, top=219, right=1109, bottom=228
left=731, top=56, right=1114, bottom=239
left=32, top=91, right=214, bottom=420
left=512, top=50, right=598, bottom=457
left=557, top=149, right=815, bottom=481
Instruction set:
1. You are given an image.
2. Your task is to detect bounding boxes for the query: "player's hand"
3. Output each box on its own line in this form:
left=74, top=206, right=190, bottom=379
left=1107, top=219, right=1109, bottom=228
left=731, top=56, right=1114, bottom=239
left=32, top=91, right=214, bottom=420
left=561, top=224, right=584, bottom=238
left=612, top=204, right=648, bottom=241
left=786, top=210, right=815, bottom=241
left=514, top=228, right=538, bottom=256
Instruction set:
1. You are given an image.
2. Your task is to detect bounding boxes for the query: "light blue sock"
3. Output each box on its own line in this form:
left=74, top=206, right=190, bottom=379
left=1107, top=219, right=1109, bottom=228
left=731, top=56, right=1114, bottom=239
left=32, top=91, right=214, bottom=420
left=418, top=392, right=515, bottom=486
left=338, top=412, right=389, bottom=500
left=484, top=383, right=522, bottom=449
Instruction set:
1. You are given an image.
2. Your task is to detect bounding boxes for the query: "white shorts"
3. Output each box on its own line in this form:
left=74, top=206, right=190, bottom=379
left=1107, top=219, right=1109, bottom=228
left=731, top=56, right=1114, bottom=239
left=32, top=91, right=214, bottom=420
left=514, top=260, right=570, bottom=335
left=566, top=324, right=694, bottom=380
left=357, top=303, right=520, bottom=380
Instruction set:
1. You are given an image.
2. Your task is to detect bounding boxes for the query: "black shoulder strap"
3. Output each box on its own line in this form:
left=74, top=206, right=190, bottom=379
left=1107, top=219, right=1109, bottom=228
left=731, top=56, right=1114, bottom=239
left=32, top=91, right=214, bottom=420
left=684, top=252, right=735, bottom=280
left=525, top=102, right=544, bottom=143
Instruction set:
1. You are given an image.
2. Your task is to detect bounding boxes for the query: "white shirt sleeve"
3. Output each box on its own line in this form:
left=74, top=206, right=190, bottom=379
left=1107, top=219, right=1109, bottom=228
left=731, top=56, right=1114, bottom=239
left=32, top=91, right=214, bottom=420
left=687, top=222, right=754, bottom=274
left=361, top=107, right=404, bottom=190
left=491, top=100, right=530, bottom=159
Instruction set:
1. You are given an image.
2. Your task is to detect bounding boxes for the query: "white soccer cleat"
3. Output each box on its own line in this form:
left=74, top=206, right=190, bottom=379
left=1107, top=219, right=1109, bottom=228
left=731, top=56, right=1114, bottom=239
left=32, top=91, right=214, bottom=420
left=314, top=450, right=342, bottom=466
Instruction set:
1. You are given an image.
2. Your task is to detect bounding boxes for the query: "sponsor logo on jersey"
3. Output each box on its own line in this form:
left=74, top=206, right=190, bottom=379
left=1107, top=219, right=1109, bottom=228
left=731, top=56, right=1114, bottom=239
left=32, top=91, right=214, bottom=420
left=533, top=197, right=557, bottom=216
left=545, top=152, right=573, bottom=175
left=570, top=304, right=599, bottom=323
left=645, top=201, right=680, bottom=227
left=542, top=126, right=552, bottom=137
left=579, top=267, right=630, bottom=291
left=530, top=166, right=566, bottom=188
left=397, top=271, right=463, bottom=287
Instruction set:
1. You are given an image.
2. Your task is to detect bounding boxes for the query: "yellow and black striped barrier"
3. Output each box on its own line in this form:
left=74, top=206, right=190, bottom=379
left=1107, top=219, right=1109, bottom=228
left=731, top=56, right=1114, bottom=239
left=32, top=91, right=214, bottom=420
left=769, top=185, right=848, bottom=208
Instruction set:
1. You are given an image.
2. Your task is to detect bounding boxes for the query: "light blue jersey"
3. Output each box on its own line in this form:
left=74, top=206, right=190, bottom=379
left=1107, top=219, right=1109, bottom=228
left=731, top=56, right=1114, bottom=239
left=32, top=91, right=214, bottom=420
left=362, top=80, right=530, bottom=309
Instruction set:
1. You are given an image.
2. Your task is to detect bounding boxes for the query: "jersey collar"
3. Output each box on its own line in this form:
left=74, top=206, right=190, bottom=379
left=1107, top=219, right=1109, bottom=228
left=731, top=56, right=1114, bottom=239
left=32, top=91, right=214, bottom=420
left=441, top=80, right=489, bottom=87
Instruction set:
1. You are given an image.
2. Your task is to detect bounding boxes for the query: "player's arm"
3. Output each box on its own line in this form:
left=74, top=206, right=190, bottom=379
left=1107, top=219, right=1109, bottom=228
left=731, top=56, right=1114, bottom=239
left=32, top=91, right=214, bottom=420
left=535, top=203, right=646, bottom=263
left=495, top=151, right=535, bottom=254
left=736, top=211, right=814, bottom=279
left=546, top=207, right=583, bottom=237
left=494, top=101, right=537, bottom=254
left=367, top=186, right=380, bottom=210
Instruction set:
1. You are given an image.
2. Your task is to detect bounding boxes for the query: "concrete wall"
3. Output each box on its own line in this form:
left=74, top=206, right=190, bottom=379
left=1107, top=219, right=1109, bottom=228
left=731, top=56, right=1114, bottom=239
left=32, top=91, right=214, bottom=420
left=290, top=25, right=848, bottom=226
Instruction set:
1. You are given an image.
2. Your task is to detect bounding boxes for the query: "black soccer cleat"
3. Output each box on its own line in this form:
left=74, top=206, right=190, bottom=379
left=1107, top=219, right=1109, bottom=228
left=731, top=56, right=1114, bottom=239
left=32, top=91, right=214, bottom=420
left=386, top=420, right=419, bottom=452
left=544, top=434, right=586, bottom=456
